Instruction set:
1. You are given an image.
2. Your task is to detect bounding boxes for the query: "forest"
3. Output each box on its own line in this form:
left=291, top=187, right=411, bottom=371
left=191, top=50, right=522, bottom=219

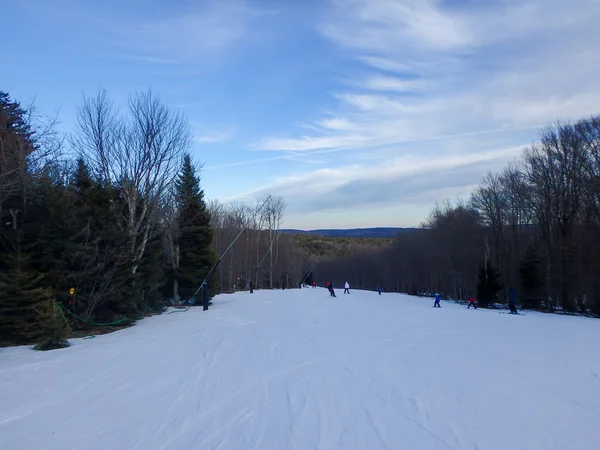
left=0, top=89, right=307, bottom=349
left=2, top=87, right=599, bottom=350
left=318, top=118, right=600, bottom=315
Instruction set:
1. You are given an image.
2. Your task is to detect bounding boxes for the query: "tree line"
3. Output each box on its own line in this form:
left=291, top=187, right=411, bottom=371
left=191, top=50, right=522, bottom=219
left=317, top=118, right=600, bottom=315
left=0, top=89, right=306, bottom=348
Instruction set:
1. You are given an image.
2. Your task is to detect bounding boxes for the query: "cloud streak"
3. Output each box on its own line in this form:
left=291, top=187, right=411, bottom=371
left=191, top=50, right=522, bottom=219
left=246, top=0, right=600, bottom=225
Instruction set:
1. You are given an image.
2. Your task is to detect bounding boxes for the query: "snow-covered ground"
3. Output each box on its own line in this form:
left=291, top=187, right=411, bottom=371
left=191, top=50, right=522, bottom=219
left=1, top=288, right=599, bottom=450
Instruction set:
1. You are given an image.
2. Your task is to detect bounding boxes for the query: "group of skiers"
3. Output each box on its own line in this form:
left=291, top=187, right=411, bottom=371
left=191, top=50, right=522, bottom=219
left=324, top=281, right=351, bottom=297
left=256, top=279, right=518, bottom=313
left=311, top=281, right=519, bottom=314
left=433, top=288, right=519, bottom=314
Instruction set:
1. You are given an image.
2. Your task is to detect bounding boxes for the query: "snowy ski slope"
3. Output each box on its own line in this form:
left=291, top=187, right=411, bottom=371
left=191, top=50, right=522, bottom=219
left=1, top=288, right=599, bottom=450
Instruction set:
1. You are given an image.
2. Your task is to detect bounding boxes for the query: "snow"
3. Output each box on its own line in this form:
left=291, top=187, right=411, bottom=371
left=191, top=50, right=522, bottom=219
left=1, top=289, right=600, bottom=450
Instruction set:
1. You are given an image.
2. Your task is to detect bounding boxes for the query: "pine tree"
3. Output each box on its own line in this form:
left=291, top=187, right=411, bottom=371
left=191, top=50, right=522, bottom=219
left=0, top=252, right=65, bottom=345
left=175, top=154, right=216, bottom=301
left=476, top=263, right=503, bottom=308
left=24, top=169, right=78, bottom=306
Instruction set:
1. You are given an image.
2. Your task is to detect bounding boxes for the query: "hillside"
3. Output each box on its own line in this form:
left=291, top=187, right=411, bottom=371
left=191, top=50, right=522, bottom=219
left=2, top=289, right=599, bottom=450
left=292, top=233, right=393, bottom=257
left=282, top=227, right=416, bottom=238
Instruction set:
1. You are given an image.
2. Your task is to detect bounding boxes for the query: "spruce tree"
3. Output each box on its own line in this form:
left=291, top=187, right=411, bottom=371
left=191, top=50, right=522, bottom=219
left=175, top=154, right=216, bottom=301
left=0, top=252, right=65, bottom=345
left=476, top=263, right=503, bottom=308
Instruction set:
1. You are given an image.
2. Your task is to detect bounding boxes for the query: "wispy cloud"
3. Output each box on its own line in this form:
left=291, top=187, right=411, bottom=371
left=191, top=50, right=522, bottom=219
left=107, top=53, right=180, bottom=65
left=190, top=122, right=236, bottom=144
left=194, top=130, right=235, bottom=144
left=232, top=145, right=524, bottom=211
left=258, top=0, right=600, bottom=154
left=247, top=0, right=600, bottom=223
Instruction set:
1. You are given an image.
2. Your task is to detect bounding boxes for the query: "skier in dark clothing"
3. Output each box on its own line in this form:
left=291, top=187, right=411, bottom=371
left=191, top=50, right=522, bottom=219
left=508, top=287, right=518, bottom=314
left=249, top=280, right=254, bottom=294
left=327, top=281, right=336, bottom=297
left=377, top=287, right=381, bottom=295
left=468, top=296, right=477, bottom=309
left=434, top=293, right=441, bottom=308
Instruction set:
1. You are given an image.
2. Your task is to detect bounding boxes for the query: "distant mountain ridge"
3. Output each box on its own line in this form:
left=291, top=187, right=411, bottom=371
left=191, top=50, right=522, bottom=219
left=281, top=227, right=417, bottom=238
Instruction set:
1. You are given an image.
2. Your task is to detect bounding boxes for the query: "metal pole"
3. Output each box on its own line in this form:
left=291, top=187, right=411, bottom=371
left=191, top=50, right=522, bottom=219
left=194, top=195, right=272, bottom=308
left=300, top=257, right=320, bottom=285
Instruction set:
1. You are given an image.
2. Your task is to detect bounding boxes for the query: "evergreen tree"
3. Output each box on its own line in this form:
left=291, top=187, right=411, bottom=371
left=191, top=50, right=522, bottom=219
left=24, top=168, right=78, bottom=306
left=0, top=91, right=35, bottom=265
left=68, top=162, right=132, bottom=321
left=476, top=263, right=503, bottom=308
left=175, top=154, right=216, bottom=301
left=0, top=252, right=64, bottom=344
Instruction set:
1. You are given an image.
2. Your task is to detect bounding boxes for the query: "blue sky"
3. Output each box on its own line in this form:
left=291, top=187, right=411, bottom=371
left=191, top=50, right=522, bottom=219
left=3, top=0, right=600, bottom=229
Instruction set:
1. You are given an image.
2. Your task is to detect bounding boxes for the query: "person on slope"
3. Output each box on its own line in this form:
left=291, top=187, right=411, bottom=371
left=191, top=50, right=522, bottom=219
left=434, top=293, right=441, bottom=308
left=344, top=282, right=350, bottom=294
left=468, top=296, right=477, bottom=309
left=327, top=281, right=336, bottom=297
left=377, top=287, right=381, bottom=295
left=312, top=281, right=317, bottom=289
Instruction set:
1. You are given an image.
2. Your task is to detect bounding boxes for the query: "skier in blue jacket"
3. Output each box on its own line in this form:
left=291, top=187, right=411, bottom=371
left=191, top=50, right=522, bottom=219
left=434, top=293, right=441, bottom=308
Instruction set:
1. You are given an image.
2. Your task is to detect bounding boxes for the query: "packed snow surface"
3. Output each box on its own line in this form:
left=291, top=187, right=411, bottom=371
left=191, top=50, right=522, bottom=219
left=1, top=289, right=600, bottom=450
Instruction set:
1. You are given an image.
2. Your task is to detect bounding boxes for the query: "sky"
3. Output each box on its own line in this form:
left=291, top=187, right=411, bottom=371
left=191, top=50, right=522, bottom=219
left=3, top=0, right=600, bottom=230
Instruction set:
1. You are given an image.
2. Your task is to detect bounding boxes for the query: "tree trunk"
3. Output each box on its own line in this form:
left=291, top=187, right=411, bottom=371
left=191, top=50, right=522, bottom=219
left=173, top=278, right=180, bottom=306
left=173, top=243, right=180, bottom=306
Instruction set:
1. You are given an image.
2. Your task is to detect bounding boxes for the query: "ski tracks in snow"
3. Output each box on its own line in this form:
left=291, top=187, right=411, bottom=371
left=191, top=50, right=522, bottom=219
left=3, top=289, right=600, bottom=450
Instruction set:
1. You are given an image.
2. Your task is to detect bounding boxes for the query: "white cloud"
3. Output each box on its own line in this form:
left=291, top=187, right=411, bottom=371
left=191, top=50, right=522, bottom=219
left=248, top=0, right=600, bottom=225
left=233, top=144, right=524, bottom=213
left=190, top=122, right=236, bottom=144
left=194, top=130, right=235, bottom=143
left=103, top=1, right=271, bottom=64
left=318, top=118, right=354, bottom=131
left=256, top=135, right=369, bottom=151
left=363, top=75, right=425, bottom=92
left=253, top=0, right=600, bottom=160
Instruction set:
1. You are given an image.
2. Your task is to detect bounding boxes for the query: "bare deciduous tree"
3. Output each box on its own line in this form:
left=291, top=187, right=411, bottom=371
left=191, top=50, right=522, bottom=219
left=262, top=196, right=286, bottom=288
left=72, top=89, right=191, bottom=275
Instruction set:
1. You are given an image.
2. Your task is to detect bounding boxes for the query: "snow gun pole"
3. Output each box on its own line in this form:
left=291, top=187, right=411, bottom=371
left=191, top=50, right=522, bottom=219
left=300, top=257, right=320, bottom=286
left=285, top=253, right=299, bottom=288
left=194, top=195, right=272, bottom=311
left=245, top=228, right=283, bottom=291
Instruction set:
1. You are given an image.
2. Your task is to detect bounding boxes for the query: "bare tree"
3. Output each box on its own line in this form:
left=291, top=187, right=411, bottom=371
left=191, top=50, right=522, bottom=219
left=262, top=196, right=286, bottom=288
left=72, top=89, right=191, bottom=275
left=160, top=192, right=180, bottom=304
left=524, top=122, right=587, bottom=311
left=470, top=172, right=507, bottom=275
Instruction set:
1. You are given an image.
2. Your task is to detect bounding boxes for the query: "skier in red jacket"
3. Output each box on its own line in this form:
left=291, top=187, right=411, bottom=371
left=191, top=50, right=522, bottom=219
left=468, top=296, right=477, bottom=309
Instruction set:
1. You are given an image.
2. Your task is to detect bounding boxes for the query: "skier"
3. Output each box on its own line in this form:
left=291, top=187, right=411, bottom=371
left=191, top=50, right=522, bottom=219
left=468, top=296, right=477, bottom=309
left=249, top=280, right=254, bottom=294
left=508, top=287, right=518, bottom=314
left=377, top=287, right=381, bottom=295
left=434, top=293, right=441, bottom=308
left=327, top=281, right=336, bottom=297
left=344, top=282, right=350, bottom=294
left=312, top=281, right=317, bottom=289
